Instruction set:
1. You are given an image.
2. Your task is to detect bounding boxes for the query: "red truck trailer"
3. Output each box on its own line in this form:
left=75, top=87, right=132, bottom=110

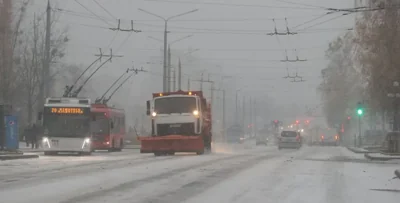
left=138, top=90, right=212, bottom=156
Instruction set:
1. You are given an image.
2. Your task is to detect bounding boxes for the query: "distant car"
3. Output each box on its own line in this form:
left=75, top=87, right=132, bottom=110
left=256, top=135, right=269, bottom=145
left=319, top=129, right=339, bottom=146
left=278, top=130, right=302, bottom=149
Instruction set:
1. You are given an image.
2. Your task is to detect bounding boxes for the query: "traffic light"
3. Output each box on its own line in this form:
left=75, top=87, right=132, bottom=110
left=356, top=102, right=363, bottom=116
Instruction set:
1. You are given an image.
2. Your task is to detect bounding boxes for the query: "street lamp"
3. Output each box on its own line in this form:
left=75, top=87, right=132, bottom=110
left=138, top=8, right=199, bottom=92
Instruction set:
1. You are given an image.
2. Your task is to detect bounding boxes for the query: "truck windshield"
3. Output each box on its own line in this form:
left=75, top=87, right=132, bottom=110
left=154, top=97, right=197, bottom=114
left=44, top=115, right=90, bottom=138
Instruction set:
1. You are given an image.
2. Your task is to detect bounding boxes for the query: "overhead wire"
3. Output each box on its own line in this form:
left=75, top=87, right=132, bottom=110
left=144, top=0, right=325, bottom=10
left=92, top=0, right=117, bottom=19
left=73, top=0, right=114, bottom=27
left=107, top=30, right=119, bottom=49
left=53, top=7, right=327, bottom=23
left=273, top=0, right=329, bottom=9
left=115, top=32, right=134, bottom=52
left=296, top=13, right=350, bottom=32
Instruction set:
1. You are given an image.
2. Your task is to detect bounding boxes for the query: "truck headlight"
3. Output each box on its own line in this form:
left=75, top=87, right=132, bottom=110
left=193, top=110, right=199, bottom=116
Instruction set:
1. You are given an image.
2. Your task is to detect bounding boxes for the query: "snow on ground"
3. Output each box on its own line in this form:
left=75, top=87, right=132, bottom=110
left=1, top=145, right=400, bottom=203
left=185, top=147, right=400, bottom=203
left=0, top=148, right=265, bottom=203
left=0, top=149, right=143, bottom=177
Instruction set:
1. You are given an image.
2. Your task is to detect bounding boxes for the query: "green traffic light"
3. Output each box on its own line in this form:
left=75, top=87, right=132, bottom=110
left=357, top=109, right=363, bottom=115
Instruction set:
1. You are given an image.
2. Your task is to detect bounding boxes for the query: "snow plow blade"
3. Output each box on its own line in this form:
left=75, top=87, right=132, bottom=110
left=138, top=135, right=204, bottom=154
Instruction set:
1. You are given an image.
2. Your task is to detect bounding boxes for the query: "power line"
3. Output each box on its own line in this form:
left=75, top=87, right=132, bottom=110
left=292, top=12, right=334, bottom=29
left=56, top=17, right=352, bottom=35
left=92, top=0, right=116, bottom=19
left=144, top=0, right=324, bottom=10
left=107, top=30, right=119, bottom=48
left=115, top=32, right=134, bottom=52
left=54, top=8, right=327, bottom=22
left=73, top=0, right=114, bottom=27
left=297, top=13, right=350, bottom=32
left=273, top=0, right=329, bottom=9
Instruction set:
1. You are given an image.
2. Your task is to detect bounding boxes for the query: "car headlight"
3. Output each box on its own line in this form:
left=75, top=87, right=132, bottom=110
left=152, top=112, right=157, bottom=117
left=193, top=110, right=199, bottom=116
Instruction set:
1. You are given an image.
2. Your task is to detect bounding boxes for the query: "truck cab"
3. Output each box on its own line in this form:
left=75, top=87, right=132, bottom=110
left=146, top=91, right=209, bottom=137
left=141, top=90, right=212, bottom=155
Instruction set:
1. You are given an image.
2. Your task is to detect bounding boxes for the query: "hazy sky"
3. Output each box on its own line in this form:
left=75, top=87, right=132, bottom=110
left=22, top=0, right=356, bottom=123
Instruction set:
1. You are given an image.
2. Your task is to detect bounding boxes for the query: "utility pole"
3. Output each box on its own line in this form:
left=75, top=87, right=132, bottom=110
left=249, top=97, right=253, bottom=137
left=138, top=8, right=198, bottom=92
left=167, top=45, right=171, bottom=92
left=38, top=0, right=51, bottom=114
left=178, top=58, right=182, bottom=90
left=200, top=72, right=204, bottom=91
left=235, top=90, right=240, bottom=124
left=242, top=96, right=245, bottom=132
left=187, top=78, right=191, bottom=91
left=44, top=0, right=51, bottom=97
left=253, top=100, right=258, bottom=137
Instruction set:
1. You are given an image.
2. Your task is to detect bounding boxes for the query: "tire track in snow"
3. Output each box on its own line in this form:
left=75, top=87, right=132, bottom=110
left=61, top=153, right=255, bottom=203
left=0, top=154, right=154, bottom=180
left=0, top=155, right=177, bottom=189
left=141, top=153, right=284, bottom=203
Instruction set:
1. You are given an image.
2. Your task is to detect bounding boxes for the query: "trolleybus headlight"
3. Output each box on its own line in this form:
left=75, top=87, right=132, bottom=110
left=193, top=110, right=199, bottom=116
left=84, top=138, right=91, bottom=143
left=82, top=138, right=91, bottom=149
left=152, top=112, right=157, bottom=117
left=42, top=137, right=49, bottom=143
left=42, top=137, right=50, bottom=148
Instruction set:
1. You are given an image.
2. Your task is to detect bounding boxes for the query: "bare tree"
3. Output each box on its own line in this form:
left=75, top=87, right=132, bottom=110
left=1, top=1, right=69, bottom=125
left=318, top=32, right=363, bottom=127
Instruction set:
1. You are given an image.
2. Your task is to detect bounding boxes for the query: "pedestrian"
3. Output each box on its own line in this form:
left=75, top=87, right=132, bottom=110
left=31, top=124, right=38, bottom=149
left=36, top=125, right=43, bottom=149
left=23, top=125, right=30, bottom=147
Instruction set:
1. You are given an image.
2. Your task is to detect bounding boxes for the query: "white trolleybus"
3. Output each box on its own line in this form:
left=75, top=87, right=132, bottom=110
left=41, top=97, right=92, bottom=155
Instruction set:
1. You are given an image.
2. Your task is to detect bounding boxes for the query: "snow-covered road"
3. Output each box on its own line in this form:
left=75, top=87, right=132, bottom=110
left=1, top=144, right=400, bottom=203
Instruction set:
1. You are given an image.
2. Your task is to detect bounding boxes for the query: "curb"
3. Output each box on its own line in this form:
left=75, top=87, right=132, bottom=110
left=346, top=147, right=368, bottom=154
left=364, top=153, right=400, bottom=161
left=0, top=154, right=39, bottom=161
left=123, top=145, right=140, bottom=149
left=19, top=149, right=44, bottom=153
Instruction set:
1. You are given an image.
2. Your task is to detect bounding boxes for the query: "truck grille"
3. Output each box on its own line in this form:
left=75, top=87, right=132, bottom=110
left=157, top=123, right=195, bottom=136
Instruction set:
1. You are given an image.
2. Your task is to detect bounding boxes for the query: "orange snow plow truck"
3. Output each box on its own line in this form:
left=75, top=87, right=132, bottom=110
left=138, top=90, right=212, bottom=156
